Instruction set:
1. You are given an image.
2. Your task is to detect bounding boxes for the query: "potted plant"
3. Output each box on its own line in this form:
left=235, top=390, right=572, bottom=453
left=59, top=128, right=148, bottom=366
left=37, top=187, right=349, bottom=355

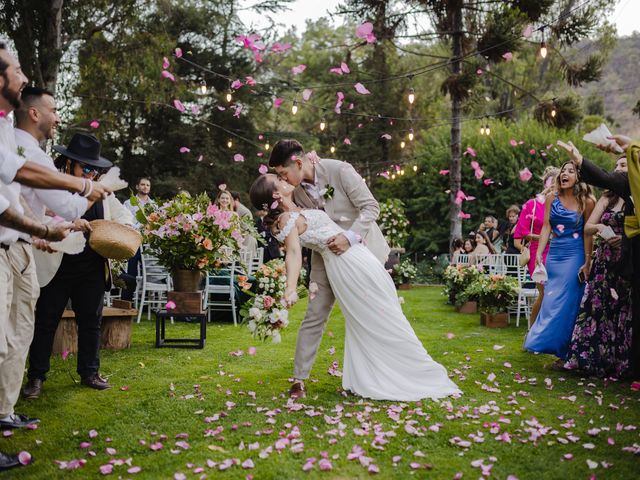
left=463, top=274, right=519, bottom=327
left=379, top=199, right=410, bottom=271
left=136, top=192, right=248, bottom=312
left=393, top=259, right=418, bottom=289
left=442, top=264, right=482, bottom=311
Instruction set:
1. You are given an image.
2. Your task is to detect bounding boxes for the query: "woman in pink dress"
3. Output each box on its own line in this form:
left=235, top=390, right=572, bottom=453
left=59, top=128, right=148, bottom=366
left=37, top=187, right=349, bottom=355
left=513, top=166, right=559, bottom=327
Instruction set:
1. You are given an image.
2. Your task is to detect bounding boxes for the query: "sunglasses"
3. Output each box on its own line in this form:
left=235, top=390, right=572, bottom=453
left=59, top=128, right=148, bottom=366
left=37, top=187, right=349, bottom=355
left=78, top=163, right=100, bottom=175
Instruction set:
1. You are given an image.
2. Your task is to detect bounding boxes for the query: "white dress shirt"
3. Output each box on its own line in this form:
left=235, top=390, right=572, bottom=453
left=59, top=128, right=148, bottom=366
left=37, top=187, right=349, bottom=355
left=15, top=128, right=88, bottom=223
left=0, top=116, right=26, bottom=244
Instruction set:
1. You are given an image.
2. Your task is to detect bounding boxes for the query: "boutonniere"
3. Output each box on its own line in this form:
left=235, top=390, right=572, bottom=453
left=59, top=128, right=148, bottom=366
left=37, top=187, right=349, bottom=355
left=319, top=184, right=335, bottom=200
left=16, top=146, right=25, bottom=158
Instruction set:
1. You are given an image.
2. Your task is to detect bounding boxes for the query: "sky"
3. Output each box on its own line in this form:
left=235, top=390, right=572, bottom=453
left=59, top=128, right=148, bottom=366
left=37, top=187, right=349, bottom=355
left=239, top=0, right=639, bottom=37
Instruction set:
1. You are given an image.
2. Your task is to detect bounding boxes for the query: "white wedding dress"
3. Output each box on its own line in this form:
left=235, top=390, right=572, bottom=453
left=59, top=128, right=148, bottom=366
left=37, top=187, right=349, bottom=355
left=277, top=209, right=462, bottom=401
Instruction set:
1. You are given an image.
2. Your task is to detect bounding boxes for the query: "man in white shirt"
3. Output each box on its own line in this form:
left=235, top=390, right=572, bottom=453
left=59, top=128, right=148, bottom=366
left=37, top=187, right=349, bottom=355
left=0, top=42, right=111, bottom=472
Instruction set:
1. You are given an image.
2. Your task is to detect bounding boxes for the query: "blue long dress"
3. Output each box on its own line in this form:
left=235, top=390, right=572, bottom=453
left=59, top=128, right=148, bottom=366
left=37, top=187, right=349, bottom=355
left=524, top=196, right=585, bottom=359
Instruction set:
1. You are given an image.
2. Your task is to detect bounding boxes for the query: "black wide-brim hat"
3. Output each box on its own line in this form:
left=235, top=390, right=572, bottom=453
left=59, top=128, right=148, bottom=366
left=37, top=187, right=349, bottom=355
left=53, top=133, right=113, bottom=169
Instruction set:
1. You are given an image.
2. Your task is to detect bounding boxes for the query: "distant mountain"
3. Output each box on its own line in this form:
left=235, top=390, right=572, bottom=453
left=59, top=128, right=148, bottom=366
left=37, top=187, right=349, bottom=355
left=579, top=33, right=640, bottom=137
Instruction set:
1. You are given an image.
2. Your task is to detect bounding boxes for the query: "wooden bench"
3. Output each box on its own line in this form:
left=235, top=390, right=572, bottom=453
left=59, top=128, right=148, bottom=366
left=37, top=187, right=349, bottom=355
left=52, top=300, right=137, bottom=354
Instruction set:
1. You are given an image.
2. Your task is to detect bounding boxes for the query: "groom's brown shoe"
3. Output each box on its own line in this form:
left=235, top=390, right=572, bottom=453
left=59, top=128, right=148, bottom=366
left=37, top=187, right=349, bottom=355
left=289, top=380, right=306, bottom=400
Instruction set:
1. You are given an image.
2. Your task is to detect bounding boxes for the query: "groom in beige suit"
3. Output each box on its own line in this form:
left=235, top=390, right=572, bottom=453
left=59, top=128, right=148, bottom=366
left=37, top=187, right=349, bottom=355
left=268, top=139, right=389, bottom=398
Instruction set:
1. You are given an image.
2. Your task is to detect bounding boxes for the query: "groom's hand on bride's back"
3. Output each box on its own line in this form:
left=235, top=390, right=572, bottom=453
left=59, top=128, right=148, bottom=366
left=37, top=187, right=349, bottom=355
left=327, top=234, right=350, bottom=255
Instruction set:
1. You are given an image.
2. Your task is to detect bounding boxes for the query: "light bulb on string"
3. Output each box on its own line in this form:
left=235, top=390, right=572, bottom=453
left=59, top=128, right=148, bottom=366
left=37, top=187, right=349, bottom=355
left=400, top=141, right=406, bottom=149
left=330, top=144, right=336, bottom=154
left=485, top=124, right=491, bottom=136
left=400, top=169, right=405, bottom=176
left=227, top=139, right=233, bottom=149
left=264, top=141, right=270, bottom=150
left=407, top=87, right=415, bottom=105
left=408, top=129, right=414, bottom=142
left=225, top=91, right=233, bottom=103
left=199, top=80, right=207, bottom=95
left=480, top=125, right=486, bottom=135
left=413, top=165, right=418, bottom=172
left=320, top=118, right=326, bottom=131
left=391, top=173, right=396, bottom=180
left=540, top=41, right=548, bottom=59
left=291, top=100, right=298, bottom=115
left=550, top=100, right=557, bottom=118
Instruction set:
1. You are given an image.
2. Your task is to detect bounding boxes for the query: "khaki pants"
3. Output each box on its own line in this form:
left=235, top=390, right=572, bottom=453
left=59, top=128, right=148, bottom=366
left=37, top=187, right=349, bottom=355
left=0, top=243, right=39, bottom=416
left=293, top=251, right=336, bottom=379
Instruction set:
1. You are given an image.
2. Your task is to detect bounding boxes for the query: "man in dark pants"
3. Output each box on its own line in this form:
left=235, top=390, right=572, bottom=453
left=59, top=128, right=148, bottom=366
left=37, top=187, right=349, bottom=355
left=558, top=137, right=640, bottom=378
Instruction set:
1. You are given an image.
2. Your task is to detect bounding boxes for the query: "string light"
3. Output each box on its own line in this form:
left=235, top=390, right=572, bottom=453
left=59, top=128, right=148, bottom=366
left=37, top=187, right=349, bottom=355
left=413, top=165, right=418, bottom=172
left=391, top=173, right=396, bottom=180
left=400, top=169, right=405, bottom=176
left=480, top=125, right=486, bottom=135
left=319, top=118, right=326, bottom=131
left=400, top=141, right=406, bottom=149
left=264, top=141, right=270, bottom=150
left=407, top=87, right=415, bottom=105
left=291, top=100, right=299, bottom=115
left=550, top=99, right=557, bottom=118
left=539, top=28, right=548, bottom=59
left=408, top=129, right=414, bottom=141
left=199, top=80, right=207, bottom=95
left=485, top=123, right=491, bottom=136
left=225, top=91, right=233, bottom=103
left=227, top=139, right=233, bottom=148
left=330, top=144, right=336, bottom=154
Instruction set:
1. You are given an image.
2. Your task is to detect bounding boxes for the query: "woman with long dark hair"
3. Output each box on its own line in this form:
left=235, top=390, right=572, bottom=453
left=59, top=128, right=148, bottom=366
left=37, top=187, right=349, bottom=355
left=524, top=161, right=595, bottom=365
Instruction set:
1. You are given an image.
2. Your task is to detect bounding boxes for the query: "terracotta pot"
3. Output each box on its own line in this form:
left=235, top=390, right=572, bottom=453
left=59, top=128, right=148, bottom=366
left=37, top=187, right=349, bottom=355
left=172, top=269, right=203, bottom=292
left=480, top=311, right=509, bottom=328
left=398, top=283, right=412, bottom=290
left=456, top=301, right=477, bottom=314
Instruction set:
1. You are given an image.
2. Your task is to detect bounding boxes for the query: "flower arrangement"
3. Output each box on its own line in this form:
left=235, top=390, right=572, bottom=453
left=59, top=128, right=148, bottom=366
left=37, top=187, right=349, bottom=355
left=135, top=192, right=245, bottom=271
left=378, top=199, right=410, bottom=249
left=463, top=274, right=519, bottom=314
left=240, top=259, right=290, bottom=343
left=393, top=259, right=418, bottom=286
left=442, top=264, right=483, bottom=305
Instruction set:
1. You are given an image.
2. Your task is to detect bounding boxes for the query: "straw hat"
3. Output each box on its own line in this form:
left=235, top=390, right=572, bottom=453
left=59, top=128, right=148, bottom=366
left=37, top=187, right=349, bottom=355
left=89, top=220, right=142, bottom=259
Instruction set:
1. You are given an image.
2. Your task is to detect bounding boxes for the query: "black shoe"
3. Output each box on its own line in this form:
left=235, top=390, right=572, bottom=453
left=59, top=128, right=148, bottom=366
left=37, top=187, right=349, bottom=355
left=22, top=378, right=43, bottom=399
left=0, top=451, right=20, bottom=471
left=0, top=413, right=40, bottom=429
left=80, top=374, right=111, bottom=390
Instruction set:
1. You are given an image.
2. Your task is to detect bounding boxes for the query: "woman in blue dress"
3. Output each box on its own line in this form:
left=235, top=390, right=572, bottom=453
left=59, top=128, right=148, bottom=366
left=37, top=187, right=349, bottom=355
left=525, top=161, right=596, bottom=366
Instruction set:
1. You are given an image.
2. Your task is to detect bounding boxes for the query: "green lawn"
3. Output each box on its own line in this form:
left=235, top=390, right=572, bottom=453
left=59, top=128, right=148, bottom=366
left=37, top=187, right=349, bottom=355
left=3, top=287, right=639, bottom=479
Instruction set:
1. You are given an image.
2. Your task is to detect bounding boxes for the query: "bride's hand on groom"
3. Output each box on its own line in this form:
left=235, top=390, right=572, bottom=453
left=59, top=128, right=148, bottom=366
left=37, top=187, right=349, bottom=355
left=327, top=234, right=350, bottom=255
left=283, top=288, right=299, bottom=308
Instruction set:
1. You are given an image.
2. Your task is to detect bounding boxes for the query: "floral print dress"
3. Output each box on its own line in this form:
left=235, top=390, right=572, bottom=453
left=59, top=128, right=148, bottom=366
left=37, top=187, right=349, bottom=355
left=565, top=209, right=633, bottom=378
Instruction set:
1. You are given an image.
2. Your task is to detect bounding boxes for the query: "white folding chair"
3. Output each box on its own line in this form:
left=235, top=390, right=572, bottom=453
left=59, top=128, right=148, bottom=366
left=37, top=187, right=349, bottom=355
left=203, top=262, right=237, bottom=325
left=513, top=262, right=538, bottom=327
left=452, top=253, right=470, bottom=265
left=136, top=253, right=172, bottom=323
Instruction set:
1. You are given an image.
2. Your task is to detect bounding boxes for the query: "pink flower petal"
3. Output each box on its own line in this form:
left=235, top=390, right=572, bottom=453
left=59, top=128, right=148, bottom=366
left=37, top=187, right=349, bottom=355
left=502, top=52, right=513, bottom=61
left=173, top=99, right=186, bottom=112
left=291, top=64, right=306, bottom=75
left=245, top=76, right=257, bottom=86
left=179, top=147, right=190, bottom=153
left=242, top=459, right=255, bottom=469
left=166, top=301, right=176, bottom=310
left=519, top=167, right=533, bottom=182
left=174, top=48, right=183, bottom=58
left=100, top=464, right=113, bottom=475
left=234, top=153, right=245, bottom=162
left=89, top=120, right=100, bottom=129
left=380, top=133, right=392, bottom=140
left=191, top=105, right=200, bottom=115
left=89, top=430, right=98, bottom=438
left=161, top=70, right=175, bottom=82
left=447, top=332, right=455, bottom=339
left=62, top=350, right=70, bottom=360
left=18, top=451, right=31, bottom=465
left=231, top=79, right=243, bottom=90
left=464, top=146, right=477, bottom=157
left=247, top=346, right=257, bottom=355
left=354, top=82, right=370, bottom=95
left=439, top=170, right=450, bottom=175
left=128, top=466, right=142, bottom=474
left=476, top=68, right=483, bottom=75
left=343, top=138, right=351, bottom=145
left=483, top=178, right=494, bottom=186
left=557, top=224, right=565, bottom=233
left=329, top=67, right=343, bottom=75
left=258, top=164, right=268, bottom=174
left=356, top=22, right=373, bottom=38
left=273, top=98, right=284, bottom=108
left=302, top=89, right=313, bottom=101
left=341, top=62, right=350, bottom=74
left=510, top=139, right=518, bottom=147
left=162, top=57, right=170, bottom=69
left=523, top=24, right=534, bottom=38
left=458, top=211, right=471, bottom=219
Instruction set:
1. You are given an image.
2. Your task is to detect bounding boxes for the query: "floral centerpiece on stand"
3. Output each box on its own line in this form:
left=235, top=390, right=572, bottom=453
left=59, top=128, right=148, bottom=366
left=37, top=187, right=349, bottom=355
left=239, top=259, right=290, bottom=343
left=442, top=264, right=483, bottom=307
left=136, top=192, right=246, bottom=292
left=463, top=274, right=519, bottom=327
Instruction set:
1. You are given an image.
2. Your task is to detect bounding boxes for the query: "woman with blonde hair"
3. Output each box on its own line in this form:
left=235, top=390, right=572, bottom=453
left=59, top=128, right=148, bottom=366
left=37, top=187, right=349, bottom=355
left=524, top=161, right=596, bottom=366
left=215, top=190, right=235, bottom=211
left=513, top=166, right=559, bottom=326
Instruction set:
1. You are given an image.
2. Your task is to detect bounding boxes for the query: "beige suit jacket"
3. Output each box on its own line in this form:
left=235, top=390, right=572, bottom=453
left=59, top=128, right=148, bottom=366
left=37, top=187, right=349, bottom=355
left=293, top=158, right=389, bottom=263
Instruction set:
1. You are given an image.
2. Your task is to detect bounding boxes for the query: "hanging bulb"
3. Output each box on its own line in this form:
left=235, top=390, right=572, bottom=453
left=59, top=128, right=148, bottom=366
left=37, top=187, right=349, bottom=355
left=264, top=141, right=270, bottom=150
left=400, top=169, right=405, bottom=176
left=408, top=129, right=414, bottom=141
left=225, top=91, right=233, bottom=103
left=551, top=106, right=557, bottom=118
left=227, top=139, right=233, bottom=149
left=291, top=101, right=298, bottom=115
left=199, top=81, right=207, bottom=95
left=480, top=125, right=485, bottom=135
left=413, top=165, right=418, bottom=172
left=539, top=41, right=548, bottom=59
left=330, top=144, right=336, bottom=154
left=400, top=141, right=406, bottom=149
left=320, top=118, right=326, bottom=131
left=407, top=87, right=415, bottom=105
left=391, top=173, right=396, bottom=180
left=485, top=124, right=491, bottom=136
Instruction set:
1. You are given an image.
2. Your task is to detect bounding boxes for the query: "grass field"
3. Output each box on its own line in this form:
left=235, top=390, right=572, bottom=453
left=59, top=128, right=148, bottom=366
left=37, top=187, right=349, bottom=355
left=3, top=287, right=639, bottom=479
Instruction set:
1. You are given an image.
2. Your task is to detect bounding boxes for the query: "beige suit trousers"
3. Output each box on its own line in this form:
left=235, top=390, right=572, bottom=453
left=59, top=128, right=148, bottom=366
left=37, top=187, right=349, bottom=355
left=293, top=250, right=336, bottom=379
left=0, top=243, right=39, bottom=416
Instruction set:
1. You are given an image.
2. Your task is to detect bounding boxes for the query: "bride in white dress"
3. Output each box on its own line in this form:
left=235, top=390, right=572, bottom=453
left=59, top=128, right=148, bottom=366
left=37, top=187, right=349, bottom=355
left=250, top=174, right=461, bottom=401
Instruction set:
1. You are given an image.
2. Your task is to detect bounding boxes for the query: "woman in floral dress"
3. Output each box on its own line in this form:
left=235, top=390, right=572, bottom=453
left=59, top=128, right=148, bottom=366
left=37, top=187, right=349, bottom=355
left=565, top=157, right=633, bottom=378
